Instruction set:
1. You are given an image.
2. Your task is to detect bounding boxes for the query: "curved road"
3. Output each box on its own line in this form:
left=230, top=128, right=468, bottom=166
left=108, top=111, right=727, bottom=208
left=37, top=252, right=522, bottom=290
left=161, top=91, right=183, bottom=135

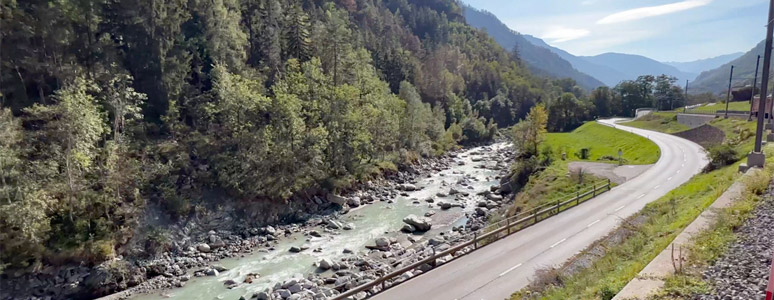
left=373, top=119, right=709, bottom=300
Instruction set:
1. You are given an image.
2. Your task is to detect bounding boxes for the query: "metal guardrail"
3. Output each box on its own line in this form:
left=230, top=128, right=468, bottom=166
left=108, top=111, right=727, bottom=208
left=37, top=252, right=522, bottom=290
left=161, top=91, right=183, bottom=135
left=330, top=179, right=612, bottom=300
left=766, top=251, right=774, bottom=300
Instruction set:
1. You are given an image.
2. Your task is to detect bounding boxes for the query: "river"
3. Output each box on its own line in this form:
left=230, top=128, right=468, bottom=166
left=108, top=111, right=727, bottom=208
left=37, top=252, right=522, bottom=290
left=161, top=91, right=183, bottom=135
left=133, top=143, right=510, bottom=300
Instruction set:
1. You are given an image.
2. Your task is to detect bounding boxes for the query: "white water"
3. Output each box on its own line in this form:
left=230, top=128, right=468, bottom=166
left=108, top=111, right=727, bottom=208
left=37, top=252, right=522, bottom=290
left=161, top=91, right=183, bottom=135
left=134, top=143, right=509, bottom=300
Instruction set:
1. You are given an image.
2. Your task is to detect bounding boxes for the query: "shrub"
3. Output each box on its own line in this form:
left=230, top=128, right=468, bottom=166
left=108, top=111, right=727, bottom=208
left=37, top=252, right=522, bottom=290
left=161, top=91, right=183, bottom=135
left=88, top=239, right=116, bottom=262
left=706, top=144, right=738, bottom=171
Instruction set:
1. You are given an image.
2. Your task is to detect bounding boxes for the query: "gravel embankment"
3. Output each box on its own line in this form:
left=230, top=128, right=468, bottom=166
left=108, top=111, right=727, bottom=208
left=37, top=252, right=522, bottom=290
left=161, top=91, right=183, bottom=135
left=697, top=183, right=774, bottom=300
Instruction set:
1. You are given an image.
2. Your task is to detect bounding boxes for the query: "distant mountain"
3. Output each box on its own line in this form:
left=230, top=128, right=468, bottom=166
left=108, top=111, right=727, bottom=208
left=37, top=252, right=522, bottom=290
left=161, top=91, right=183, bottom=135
left=580, top=53, right=697, bottom=86
left=461, top=5, right=605, bottom=90
left=518, top=35, right=628, bottom=87
left=665, top=53, right=743, bottom=75
left=691, top=41, right=769, bottom=94
left=519, top=31, right=695, bottom=86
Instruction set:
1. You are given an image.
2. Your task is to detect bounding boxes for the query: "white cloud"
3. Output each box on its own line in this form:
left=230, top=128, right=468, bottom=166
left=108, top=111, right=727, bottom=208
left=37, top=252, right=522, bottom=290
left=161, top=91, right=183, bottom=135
left=541, top=26, right=591, bottom=43
left=597, top=0, right=712, bottom=24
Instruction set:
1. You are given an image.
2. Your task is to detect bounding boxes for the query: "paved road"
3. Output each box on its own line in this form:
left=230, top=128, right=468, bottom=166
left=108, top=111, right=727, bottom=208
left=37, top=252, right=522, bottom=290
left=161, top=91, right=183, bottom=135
left=373, top=119, right=709, bottom=300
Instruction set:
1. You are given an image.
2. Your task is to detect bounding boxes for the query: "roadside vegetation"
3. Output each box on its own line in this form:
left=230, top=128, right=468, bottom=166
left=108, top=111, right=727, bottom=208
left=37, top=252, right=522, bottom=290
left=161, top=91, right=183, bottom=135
left=657, top=157, right=773, bottom=299
left=686, top=101, right=753, bottom=113
left=504, top=118, right=659, bottom=216
left=512, top=112, right=765, bottom=300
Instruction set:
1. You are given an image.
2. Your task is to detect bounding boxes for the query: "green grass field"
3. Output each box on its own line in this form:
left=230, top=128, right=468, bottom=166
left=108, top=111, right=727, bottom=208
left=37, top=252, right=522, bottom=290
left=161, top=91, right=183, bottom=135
left=622, top=112, right=691, bottom=134
left=544, top=122, right=660, bottom=165
left=686, top=101, right=753, bottom=113
left=504, top=122, right=657, bottom=219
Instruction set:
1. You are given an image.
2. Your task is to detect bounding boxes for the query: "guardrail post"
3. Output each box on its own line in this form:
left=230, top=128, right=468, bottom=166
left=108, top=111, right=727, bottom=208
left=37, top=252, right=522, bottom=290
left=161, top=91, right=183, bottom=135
left=607, top=179, right=611, bottom=191
left=593, top=183, right=596, bottom=197
left=431, top=248, right=437, bottom=268
left=507, top=218, right=511, bottom=235
left=473, top=232, right=478, bottom=249
left=555, top=200, right=560, bottom=213
left=576, top=190, right=580, bottom=205
left=534, top=211, right=538, bottom=224
left=381, top=280, right=385, bottom=292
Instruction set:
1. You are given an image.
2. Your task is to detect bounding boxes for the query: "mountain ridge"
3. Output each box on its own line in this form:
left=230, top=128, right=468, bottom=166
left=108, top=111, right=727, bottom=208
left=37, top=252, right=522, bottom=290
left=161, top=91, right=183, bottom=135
left=690, top=40, right=769, bottom=94
left=461, top=5, right=605, bottom=90
left=665, top=53, right=743, bottom=75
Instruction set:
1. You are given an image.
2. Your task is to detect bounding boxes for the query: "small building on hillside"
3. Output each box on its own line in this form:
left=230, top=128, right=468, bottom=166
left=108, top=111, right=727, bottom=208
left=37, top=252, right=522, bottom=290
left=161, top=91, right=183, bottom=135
left=751, top=96, right=773, bottom=119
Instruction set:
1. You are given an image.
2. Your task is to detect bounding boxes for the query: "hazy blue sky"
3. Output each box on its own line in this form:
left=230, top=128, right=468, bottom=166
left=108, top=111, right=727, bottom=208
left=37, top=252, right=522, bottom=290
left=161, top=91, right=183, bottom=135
left=461, top=0, right=768, bottom=62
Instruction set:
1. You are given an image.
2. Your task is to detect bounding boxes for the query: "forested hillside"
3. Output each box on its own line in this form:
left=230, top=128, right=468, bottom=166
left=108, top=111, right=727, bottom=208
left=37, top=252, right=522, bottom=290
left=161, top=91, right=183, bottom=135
left=462, top=5, right=605, bottom=90
left=0, top=0, right=579, bottom=275
left=691, top=40, right=773, bottom=94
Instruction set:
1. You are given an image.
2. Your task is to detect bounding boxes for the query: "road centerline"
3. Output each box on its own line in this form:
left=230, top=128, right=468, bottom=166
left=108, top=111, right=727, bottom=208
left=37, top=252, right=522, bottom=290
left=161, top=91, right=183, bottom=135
left=550, top=238, right=567, bottom=248
left=498, top=263, right=523, bottom=277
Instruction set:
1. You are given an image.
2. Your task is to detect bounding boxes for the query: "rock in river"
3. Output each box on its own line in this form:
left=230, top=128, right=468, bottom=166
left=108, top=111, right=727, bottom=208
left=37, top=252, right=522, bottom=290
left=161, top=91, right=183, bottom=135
left=403, top=214, right=432, bottom=231
left=318, top=258, right=334, bottom=270
left=375, top=237, right=390, bottom=248
left=399, top=183, right=418, bottom=191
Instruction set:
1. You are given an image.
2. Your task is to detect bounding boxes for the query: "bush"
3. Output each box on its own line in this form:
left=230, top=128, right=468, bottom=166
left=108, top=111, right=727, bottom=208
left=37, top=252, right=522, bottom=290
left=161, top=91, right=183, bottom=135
left=706, top=144, right=738, bottom=171
left=88, top=239, right=116, bottom=263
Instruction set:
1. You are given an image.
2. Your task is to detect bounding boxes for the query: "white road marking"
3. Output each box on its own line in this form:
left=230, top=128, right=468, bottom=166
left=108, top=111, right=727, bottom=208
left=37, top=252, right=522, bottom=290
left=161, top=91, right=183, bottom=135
left=676, top=170, right=681, bottom=174
left=550, top=238, right=567, bottom=248
left=499, top=263, right=523, bottom=277
left=587, top=219, right=601, bottom=227
left=667, top=177, right=673, bottom=181
left=681, top=163, right=685, bottom=167
left=615, top=205, right=625, bottom=212
left=653, top=185, right=661, bottom=190
left=637, top=194, right=645, bottom=199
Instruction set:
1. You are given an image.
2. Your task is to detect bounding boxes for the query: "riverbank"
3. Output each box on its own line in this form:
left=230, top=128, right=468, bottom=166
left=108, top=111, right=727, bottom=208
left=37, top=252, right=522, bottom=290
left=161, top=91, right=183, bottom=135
left=0, top=142, right=514, bottom=300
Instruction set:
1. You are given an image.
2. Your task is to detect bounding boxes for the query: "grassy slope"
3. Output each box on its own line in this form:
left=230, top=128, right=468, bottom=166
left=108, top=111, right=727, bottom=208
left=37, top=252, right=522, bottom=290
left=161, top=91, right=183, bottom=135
left=623, top=112, right=690, bottom=134
left=513, top=116, right=763, bottom=300
left=506, top=122, right=659, bottom=216
left=688, top=101, right=753, bottom=113
left=544, top=122, right=661, bottom=165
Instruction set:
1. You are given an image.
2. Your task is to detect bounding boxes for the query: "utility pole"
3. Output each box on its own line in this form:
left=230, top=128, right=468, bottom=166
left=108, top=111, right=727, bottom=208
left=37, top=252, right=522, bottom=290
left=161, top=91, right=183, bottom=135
left=725, top=65, right=734, bottom=119
left=749, top=55, right=761, bottom=121
left=684, top=80, right=689, bottom=113
left=748, top=0, right=774, bottom=169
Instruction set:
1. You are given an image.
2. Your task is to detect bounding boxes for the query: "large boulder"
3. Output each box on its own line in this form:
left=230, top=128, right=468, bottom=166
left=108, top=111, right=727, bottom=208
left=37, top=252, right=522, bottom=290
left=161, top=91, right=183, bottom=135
left=196, top=243, right=211, bottom=253
left=254, top=291, right=270, bottom=300
left=347, top=197, right=361, bottom=207
left=375, top=237, right=390, bottom=248
left=399, top=184, right=418, bottom=191
left=318, top=258, right=334, bottom=270
left=403, top=214, right=432, bottom=231
left=264, top=226, right=277, bottom=236
left=327, top=220, right=343, bottom=230
left=487, top=193, right=503, bottom=201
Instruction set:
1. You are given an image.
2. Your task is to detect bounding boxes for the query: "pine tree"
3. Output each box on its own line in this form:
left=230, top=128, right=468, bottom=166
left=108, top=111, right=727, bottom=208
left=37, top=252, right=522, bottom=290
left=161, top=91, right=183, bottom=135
left=284, top=3, right=311, bottom=62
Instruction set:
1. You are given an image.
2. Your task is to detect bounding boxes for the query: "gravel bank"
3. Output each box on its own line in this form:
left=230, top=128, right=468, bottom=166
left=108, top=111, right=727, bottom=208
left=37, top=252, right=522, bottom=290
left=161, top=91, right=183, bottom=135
left=697, top=182, right=774, bottom=300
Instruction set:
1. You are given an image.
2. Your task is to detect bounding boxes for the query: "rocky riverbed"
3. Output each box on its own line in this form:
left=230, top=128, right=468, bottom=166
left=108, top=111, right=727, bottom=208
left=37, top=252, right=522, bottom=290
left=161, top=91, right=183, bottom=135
left=1, top=143, right=514, bottom=300
left=697, top=182, right=774, bottom=300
